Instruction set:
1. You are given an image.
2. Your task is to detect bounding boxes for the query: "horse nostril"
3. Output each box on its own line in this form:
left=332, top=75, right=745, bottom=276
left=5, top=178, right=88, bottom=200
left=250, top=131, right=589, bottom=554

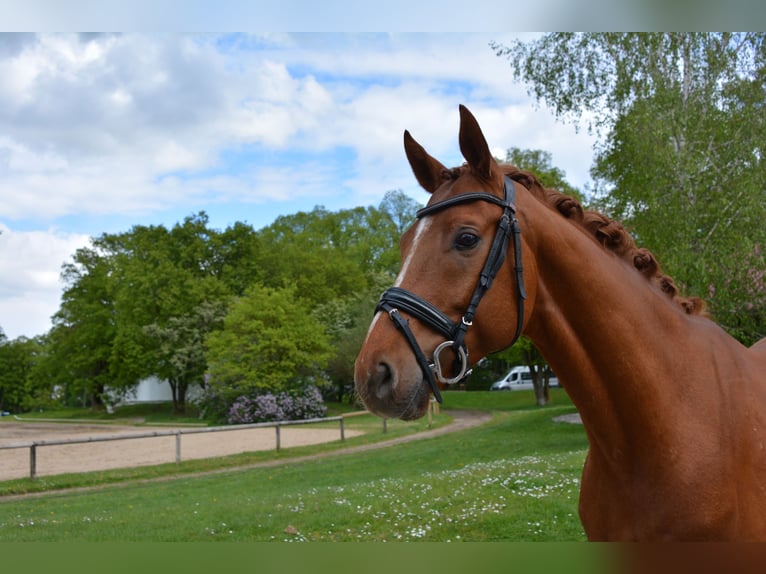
left=371, top=362, right=395, bottom=400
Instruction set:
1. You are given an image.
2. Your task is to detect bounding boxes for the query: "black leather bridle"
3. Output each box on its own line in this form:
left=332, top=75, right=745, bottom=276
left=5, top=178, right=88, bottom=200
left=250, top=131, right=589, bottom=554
left=375, top=175, right=526, bottom=403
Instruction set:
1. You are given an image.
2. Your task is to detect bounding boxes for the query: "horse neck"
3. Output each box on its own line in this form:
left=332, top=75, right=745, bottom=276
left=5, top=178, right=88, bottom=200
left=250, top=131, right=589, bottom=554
left=519, top=195, right=710, bottom=448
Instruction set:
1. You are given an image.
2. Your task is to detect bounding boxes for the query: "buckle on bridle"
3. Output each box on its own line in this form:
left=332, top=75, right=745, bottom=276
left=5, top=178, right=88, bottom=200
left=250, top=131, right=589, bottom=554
left=431, top=341, right=471, bottom=385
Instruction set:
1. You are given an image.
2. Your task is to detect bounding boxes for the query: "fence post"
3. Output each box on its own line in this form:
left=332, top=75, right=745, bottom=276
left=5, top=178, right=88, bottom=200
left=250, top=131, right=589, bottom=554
left=175, top=431, right=181, bottom=463
left=340, top=417, right=345, bottom=441
left=382, top=418, right=388, bottom=434
left=428, top=398, right=433, bottom=429
left=30, top=443, right=37, bottom=480
left=275, top=425, right=281, bottom=451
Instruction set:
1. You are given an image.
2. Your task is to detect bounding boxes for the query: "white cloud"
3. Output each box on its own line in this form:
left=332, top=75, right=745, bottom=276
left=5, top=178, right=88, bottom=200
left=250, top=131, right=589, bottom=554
left=0, top=224, right=90, bottom=339
left=1, top=33, right=594, bottom=216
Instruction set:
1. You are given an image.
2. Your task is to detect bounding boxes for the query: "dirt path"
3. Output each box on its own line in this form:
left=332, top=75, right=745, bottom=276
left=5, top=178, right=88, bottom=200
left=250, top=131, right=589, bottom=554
left=0, top=410, right=491, bottom=500
left=0, top=420, right=364, bottom=481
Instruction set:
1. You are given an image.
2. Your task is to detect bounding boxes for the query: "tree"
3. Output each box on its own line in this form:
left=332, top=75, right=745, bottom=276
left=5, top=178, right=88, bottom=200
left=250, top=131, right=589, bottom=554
left=504, top=147, right=583, bottom=203
left=310, top=192, right=420, bottom=402
left=105, top=214, right=229, bottom=408
left=143, top=300, right=227, bottom=414
left=0, top=336, right=43, bottom=413
left=249, top=195, right=416, bottom=405
left=485, top=337, right=555, bottom=406
left=49, top=244, right=116, bottom=408
left=315, top=272, right=395, bottom=403
left=0, top=331, right=19, bottom=412
left=205, top=283, right=333, bottom=403
left=24, top=333, right=64, bottom=411
left=379, top=189, right=421, bottom=235
left=493, top=34, right=765, bottom=135
left=212, top=221, right=263, bottom=296
left=36, top=195, right=417, bottom=415
left=493, top=33, right=766, bottom=344
left=254, top=207, right=368, bottom=307
left=253, top=199, right=413, bottom=308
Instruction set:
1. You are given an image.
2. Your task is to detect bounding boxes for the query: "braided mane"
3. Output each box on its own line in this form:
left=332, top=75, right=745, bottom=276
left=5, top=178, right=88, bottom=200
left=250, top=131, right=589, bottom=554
left=501, top=165, right=707, bottom=317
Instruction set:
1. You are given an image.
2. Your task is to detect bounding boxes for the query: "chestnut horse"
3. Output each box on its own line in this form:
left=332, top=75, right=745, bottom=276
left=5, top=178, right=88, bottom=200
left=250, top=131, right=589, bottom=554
left=354, top=105, right=766, bottom=541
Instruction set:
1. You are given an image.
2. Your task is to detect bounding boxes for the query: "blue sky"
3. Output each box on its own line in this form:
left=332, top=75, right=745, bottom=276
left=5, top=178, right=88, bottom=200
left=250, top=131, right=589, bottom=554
left=1, top=0, right=763, bottom=340
left=0, top=29, right=598, bottom=341
left=1, top=32, right=599, bottom=227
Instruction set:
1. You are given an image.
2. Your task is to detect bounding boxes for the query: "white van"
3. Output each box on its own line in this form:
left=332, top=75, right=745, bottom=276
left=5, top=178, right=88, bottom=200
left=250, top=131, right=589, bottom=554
left=489, top=366, right=559, bottom=391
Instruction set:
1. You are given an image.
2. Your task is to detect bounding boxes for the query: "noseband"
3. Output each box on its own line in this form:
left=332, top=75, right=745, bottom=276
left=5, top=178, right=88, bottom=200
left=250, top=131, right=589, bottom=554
left=375, top=175, right=526, bottom=403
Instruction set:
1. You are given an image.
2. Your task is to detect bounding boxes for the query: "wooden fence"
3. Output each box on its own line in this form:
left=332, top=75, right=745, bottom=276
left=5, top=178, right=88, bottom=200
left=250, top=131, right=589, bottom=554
left=1, top=416, right=346, bottom=480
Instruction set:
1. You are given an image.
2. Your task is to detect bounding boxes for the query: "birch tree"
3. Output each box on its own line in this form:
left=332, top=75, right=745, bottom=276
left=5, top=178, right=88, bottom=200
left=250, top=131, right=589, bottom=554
left=494, top=33, right=766, bottom=343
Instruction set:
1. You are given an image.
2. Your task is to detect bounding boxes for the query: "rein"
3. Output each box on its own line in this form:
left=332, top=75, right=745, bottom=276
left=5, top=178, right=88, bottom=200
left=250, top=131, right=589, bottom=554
left=375, top=175, right=526, bottom=403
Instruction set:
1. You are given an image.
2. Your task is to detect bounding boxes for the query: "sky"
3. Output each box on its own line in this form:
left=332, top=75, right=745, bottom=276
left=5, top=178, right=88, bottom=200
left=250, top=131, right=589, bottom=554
left=0, top=31, right=605, bottom=340
left=1, top=0, right=763, bottom=341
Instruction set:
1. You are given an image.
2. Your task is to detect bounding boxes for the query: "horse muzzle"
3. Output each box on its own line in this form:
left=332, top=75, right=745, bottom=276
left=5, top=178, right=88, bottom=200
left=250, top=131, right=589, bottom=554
left=354, top=342, right=433, bottom=420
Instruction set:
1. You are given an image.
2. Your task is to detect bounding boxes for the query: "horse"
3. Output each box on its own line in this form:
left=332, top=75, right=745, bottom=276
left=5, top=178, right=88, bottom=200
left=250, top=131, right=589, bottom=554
left=354, top=104, right=766, bottom=541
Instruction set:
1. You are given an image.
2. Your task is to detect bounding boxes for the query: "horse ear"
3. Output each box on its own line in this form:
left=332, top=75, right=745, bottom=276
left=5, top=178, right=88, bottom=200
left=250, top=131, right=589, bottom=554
left=458, top=104, right=495, bottom=180
left=404, top=130, right=448, bottom=194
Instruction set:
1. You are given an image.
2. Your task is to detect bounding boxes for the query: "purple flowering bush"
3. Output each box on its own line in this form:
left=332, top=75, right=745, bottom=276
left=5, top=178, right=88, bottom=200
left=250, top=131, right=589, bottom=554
left=226, top=385, right=326, bottom=424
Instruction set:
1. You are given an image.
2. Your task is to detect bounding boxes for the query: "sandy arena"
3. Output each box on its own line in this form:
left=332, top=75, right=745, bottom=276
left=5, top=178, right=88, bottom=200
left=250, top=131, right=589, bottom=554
left=0, top=421, right=362, bottom=481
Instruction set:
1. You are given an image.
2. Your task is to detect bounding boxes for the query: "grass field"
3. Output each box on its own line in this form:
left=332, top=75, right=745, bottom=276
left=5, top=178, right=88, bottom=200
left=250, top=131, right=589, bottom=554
left=0, top=390, right=589, bottom=541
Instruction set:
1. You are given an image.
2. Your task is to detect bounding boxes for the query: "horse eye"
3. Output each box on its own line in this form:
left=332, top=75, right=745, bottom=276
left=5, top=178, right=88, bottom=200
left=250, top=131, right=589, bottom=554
left=454, top=232, right=480, bottom=251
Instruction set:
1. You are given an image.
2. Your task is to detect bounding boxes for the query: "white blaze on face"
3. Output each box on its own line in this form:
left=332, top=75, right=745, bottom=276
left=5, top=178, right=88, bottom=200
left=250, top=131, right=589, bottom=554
left=364, top=217, right=432, bottom=338
left=394, top=217, right=431, bottom=287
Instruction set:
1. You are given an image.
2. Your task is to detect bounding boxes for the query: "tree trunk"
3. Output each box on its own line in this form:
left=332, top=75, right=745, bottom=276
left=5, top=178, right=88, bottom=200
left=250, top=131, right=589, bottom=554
left=534, top=383, right=549, bottom=407
left=169, top=379, right=188, bottom=415
left=529, top=364, right=550, bottom=406
left=175, top=383, right=187, bottom=415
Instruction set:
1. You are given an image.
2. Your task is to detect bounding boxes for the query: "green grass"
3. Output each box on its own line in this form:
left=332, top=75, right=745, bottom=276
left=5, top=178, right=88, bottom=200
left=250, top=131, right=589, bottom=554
left=444, top=388, right=572, bottom=411
left=3, top=398, right=372, bottom=426
left=0, top=390, right=588, bottom=541
left=5, top=402, right=209, bottom=426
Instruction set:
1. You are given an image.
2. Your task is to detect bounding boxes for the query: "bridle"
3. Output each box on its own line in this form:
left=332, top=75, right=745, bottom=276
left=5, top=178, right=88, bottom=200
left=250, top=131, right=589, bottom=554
left=375, top=175, right=526, bottom=403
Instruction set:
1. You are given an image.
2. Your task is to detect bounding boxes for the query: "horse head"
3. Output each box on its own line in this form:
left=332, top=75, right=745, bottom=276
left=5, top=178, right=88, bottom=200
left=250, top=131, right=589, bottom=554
left=354, top=105, right=534, bottom=420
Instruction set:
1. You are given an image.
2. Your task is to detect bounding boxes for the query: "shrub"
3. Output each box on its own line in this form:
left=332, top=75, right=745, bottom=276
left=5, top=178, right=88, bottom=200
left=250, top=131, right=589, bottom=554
left=227, top=385, right=326, bottom=425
